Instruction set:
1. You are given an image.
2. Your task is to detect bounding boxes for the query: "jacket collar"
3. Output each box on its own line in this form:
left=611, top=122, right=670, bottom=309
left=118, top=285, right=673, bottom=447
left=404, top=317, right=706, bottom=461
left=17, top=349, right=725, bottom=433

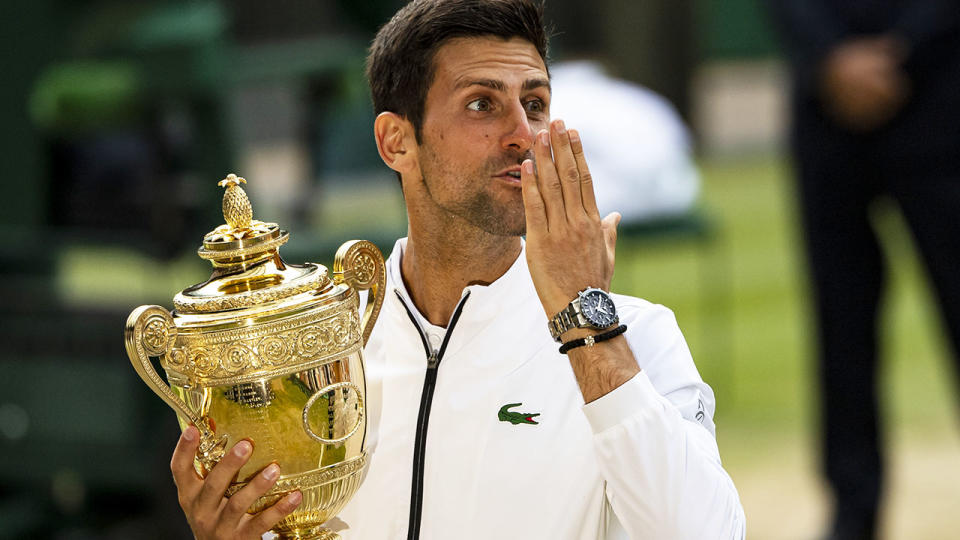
left=383, top=237, right=549, bottom=371
left=385, top=237, right=538, bottom=325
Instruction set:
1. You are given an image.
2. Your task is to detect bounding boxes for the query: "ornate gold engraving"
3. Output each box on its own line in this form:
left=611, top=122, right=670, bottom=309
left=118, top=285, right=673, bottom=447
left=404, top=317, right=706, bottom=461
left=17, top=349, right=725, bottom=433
left=126, top=174, right=387, bottom=540
left=302, top=381, right=365, bottom=446
left=175, top=259, right=327, bottom=313
left=125, top=306, right=229, bottom=473
left=165, top=303, right=360, bottom=385
left=334, top=240, right=386, bottom=346
left=225, top=453, right=367, bottom=499
left=142, top=315, right=172, bottom=355
left=353, top=253, right=376, bottom=284
left=197, top=229, right=288, bottom=260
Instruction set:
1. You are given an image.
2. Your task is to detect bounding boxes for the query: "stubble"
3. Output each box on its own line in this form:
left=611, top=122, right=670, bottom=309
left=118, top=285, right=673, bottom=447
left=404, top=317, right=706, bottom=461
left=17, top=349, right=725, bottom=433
left=418, top=145, right=531, bottom=237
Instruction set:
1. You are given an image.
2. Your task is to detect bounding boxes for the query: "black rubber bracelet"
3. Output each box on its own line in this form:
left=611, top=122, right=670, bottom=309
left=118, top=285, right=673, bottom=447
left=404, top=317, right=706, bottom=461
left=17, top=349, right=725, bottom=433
left=558, top=324, right=627, bottom=354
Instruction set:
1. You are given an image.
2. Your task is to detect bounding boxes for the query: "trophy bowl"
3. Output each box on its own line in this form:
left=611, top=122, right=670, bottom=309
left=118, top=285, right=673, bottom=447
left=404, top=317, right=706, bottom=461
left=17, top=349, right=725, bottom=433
left=124, top=175, right=384, bottom=539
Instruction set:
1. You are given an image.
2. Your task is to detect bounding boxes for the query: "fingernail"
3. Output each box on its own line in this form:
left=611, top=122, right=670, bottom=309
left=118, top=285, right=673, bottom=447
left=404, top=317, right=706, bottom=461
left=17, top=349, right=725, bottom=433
left=554, top=119, right=565, bottom=133
left=233, top=440, right=252, bottom=458
left=183, top=426, right=197, bottom=442
left=522, top=160, right=533, bottom=175
left=286, top=491, right=302, bottom=507
left=262, top=463, right=280, bottom=481
left=569, top=129, right=580, bottom=143
left=539, top=130, right=549, bottom=145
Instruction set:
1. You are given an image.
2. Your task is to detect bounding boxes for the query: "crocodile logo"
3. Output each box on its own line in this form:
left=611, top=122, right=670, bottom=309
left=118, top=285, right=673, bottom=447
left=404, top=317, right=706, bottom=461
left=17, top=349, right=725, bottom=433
left=498, top=403, right=540, bottom=425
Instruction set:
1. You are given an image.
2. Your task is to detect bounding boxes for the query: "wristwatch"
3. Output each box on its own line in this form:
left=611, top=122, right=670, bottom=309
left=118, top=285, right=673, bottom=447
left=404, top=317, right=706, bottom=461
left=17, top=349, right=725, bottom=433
left=548, top=288, right=619, bottom=342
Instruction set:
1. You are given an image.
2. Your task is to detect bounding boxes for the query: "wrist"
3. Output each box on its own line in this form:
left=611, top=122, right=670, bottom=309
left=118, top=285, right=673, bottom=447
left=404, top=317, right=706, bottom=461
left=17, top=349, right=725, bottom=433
left=547, top=287, right=619, bottom=342
left=558, top=327, right=603, bottom=341
left=559, top=324, right=627, bottom=355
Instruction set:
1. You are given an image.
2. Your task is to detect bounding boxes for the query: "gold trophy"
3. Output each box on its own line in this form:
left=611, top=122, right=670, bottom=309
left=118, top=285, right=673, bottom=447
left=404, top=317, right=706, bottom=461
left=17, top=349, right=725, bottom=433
left=124, top=174, right=385, bottom=539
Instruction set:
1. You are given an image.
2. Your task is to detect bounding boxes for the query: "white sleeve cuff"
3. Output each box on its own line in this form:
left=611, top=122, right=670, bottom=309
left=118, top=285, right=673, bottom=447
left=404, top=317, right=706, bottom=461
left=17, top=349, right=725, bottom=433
left=582, top=371, right=663, bottom=434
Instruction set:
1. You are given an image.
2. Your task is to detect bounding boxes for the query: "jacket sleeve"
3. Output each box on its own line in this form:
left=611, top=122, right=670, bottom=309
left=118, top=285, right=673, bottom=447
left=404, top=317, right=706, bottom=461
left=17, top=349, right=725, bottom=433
left=582, top=303, right=745, bottom=539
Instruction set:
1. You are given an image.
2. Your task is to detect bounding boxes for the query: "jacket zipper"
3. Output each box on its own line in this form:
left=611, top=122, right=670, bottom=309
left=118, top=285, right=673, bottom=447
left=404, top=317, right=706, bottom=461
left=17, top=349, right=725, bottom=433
left=395, top=289, right=471, bottom=540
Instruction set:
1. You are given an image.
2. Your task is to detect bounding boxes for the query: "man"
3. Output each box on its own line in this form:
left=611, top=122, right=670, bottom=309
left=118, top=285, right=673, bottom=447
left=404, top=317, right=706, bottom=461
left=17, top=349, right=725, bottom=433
left=768, top=2, right=960, bottom=539
left=170, top=1, right=745, bottom=538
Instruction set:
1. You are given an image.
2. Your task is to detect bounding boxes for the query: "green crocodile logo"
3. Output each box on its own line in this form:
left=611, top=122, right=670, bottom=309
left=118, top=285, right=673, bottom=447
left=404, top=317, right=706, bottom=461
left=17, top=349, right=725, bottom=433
left=498, top=403, right=540, bottom=425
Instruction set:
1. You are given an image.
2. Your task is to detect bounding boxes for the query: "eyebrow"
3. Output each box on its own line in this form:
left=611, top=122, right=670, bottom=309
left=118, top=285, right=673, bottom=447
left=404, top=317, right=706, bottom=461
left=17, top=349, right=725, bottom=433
left=455, top=77, right=551, bottom=93
left=522, top=78, right=551, bottom=93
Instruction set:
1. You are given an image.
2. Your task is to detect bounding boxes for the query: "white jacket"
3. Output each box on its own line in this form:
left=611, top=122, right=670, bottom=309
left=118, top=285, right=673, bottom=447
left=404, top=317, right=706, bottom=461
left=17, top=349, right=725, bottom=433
left=335, top=238, right=745, bottom=539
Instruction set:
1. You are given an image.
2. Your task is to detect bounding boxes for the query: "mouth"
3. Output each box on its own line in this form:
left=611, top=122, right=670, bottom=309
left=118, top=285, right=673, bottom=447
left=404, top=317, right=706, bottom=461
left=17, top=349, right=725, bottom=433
left=494, top=166, right=523, bottom=184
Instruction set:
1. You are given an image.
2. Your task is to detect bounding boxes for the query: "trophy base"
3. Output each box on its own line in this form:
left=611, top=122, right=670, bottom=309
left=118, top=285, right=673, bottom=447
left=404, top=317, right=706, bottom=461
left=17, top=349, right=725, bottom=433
left=274, top=526, right=340, bottom=540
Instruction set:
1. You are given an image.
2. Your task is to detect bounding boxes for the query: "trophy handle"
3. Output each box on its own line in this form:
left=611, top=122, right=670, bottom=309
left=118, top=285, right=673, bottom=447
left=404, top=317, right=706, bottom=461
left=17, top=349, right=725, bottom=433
left=124, top=305, right=227, bottom=473
left=301, top=381, right=365, bottom=446
left=333, top=240, right=386, bottom=347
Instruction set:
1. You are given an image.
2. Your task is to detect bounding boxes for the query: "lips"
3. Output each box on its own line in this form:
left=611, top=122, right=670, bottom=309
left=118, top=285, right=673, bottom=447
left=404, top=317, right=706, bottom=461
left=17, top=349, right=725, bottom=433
left=495, top=166, right=523, bottom=182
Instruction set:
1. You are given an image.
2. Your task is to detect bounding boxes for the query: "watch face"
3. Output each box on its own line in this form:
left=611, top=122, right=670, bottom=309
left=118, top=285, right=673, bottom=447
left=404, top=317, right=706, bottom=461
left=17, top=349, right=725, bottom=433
left=580, top=289, right=617, bottom=328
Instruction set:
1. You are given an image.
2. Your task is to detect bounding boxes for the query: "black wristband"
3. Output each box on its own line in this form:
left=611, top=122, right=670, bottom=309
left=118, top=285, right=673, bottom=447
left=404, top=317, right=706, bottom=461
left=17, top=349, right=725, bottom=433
left=558, top=324, right=627, bottom=354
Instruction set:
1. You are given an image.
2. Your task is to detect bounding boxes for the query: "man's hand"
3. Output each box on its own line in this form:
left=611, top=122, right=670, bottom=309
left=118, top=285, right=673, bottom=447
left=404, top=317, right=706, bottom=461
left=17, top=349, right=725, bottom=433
left=520, top=119, right=621, bottom=319
left=520, top=120, right=638, bottom=403
left=171, top=425, right=302, bottom=539
left=820, top=35, right=911, bottom=132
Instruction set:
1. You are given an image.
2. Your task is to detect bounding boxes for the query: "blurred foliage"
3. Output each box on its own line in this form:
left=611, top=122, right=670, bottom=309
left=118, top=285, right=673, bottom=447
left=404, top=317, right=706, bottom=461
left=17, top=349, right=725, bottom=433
left=29, top=61, right=143, bottom=133
left=698, top=0, right=780, bottom=59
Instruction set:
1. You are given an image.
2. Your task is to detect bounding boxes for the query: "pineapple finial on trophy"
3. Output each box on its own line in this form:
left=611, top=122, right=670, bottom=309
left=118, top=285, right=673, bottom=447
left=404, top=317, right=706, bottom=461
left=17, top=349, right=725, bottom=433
left=218, top=173, right=253, bottom=230
left=201, top=173, right=283, bottom=257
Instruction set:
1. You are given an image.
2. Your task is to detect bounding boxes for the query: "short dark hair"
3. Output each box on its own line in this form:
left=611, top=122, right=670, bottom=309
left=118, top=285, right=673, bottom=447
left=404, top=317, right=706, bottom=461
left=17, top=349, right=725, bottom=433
left=366, top=0, right=549, bottom=143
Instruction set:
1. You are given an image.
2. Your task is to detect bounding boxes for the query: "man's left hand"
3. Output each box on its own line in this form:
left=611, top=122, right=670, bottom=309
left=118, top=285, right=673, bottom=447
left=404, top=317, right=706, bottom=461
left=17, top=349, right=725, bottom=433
left=520, top=119, right=621, bottom=319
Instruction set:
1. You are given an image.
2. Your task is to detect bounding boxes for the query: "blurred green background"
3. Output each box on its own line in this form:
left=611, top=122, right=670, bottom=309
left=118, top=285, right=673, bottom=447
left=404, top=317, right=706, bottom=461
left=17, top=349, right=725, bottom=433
left=2, top=0, right=957, bottom=539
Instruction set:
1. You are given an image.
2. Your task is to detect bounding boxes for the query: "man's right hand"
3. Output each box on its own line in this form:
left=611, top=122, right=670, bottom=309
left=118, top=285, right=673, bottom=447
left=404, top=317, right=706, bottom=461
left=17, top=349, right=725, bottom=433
left=820, top=35, right=911, bottom=132
left=171, top=425, right=302, bottom=539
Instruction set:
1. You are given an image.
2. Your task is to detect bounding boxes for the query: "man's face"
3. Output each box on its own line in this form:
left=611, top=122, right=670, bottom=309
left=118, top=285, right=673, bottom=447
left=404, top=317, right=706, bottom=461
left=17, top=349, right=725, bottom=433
left=415, top=36, right=550, bottom=236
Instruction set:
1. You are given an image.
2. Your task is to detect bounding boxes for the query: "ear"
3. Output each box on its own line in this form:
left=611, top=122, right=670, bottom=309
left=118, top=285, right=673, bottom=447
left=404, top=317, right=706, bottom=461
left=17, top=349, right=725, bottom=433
left=374, top=112, right=418, bottom=177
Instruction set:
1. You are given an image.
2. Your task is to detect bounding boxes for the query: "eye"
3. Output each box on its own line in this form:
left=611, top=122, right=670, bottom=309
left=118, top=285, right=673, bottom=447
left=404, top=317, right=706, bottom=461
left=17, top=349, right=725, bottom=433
left=466, top=98, right=493, bottom=112
left=524, top=98, right=545, bottom=114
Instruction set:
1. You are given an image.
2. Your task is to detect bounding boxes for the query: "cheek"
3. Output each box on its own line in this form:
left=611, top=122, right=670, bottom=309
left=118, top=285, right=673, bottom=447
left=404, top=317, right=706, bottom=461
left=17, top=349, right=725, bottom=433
left=529, top=118, right=549, bottom=133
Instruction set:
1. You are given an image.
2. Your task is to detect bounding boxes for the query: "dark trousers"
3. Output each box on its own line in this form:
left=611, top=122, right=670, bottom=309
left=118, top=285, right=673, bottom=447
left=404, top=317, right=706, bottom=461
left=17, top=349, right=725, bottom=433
left=792, top=113, right=960, bottom=536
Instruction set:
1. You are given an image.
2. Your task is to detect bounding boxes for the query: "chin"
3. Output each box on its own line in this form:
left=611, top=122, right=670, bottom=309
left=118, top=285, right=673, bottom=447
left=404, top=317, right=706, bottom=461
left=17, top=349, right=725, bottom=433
left=476, top=220, right=525, bottom=237
left=483, top=207, right=526, bottom=237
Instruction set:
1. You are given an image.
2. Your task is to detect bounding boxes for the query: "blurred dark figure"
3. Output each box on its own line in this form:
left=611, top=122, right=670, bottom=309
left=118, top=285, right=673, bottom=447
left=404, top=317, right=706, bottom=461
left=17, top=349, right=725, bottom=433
left=768, top=2, right=960, bottom=539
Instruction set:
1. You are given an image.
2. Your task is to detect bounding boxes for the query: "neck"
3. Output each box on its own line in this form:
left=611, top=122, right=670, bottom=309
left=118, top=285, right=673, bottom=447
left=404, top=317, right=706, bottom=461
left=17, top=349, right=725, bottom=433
left=401, top=219, right=521, bottom=327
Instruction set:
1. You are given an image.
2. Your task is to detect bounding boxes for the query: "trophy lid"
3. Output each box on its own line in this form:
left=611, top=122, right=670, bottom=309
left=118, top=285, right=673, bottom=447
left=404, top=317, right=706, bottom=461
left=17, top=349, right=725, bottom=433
left=173, top=174, right=330, bottom=314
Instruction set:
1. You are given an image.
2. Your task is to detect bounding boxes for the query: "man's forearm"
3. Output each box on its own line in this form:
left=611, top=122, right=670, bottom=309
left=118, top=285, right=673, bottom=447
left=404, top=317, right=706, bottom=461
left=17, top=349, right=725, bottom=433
left=565, top=331, right=640, bottom=403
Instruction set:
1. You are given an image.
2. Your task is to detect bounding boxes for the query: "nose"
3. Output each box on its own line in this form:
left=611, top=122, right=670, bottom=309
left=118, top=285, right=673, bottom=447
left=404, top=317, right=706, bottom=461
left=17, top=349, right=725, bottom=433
left=501, top=101, right=535, bottom=153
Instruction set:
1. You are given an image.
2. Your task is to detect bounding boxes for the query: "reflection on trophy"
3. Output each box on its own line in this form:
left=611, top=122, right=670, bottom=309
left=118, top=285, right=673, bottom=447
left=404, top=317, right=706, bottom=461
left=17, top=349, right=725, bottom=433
left=124, top=174, right=385, bottom=539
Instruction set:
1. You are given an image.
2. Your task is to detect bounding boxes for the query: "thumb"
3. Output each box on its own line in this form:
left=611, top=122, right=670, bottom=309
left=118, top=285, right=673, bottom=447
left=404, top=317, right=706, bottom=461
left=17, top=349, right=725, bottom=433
left=601, top=212, right=621, bottom=237
left=601, top=212, right=621, bottom=270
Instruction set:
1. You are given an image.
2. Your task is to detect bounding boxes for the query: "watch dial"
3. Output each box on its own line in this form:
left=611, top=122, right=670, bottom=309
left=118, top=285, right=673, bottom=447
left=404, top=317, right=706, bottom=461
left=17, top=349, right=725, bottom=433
left=582, top=290, right=617, bottom=327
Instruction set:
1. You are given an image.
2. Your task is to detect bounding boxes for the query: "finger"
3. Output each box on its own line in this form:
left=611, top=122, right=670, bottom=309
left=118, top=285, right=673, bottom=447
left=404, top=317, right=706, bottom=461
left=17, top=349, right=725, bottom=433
left=533, top=129, right=565, bottom=228
left=569, top=129, right=600, bottom=218
left=242, top=490, right=302, bottom=537
left=171, top=426, right=203, bottom=504
left=196, top=439, right=254, bottom=516
left=549, top=119, right=584, bottom=221
left=520, top=159, right=547, bottom=233
left=219, top=462, right=281, bottom=528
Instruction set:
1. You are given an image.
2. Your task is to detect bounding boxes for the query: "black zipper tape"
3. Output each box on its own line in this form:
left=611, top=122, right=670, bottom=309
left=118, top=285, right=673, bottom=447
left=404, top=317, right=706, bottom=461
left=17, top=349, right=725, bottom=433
left=395, top=289, right=470, bottom=540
